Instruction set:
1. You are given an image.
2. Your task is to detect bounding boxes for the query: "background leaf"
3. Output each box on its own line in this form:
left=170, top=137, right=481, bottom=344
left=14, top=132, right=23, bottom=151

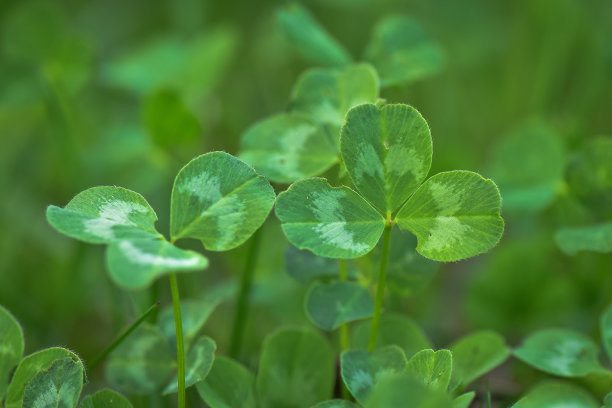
left=406, top=349, right=452, bottom=391
left=364, top=373, right=451, bottom=408
left=22, top=356, right=83, bottom=408
left=163, top=336, right=216, bottom=394
left=170, top=151, right=275, bottom=251
left=452, top=392, right=475, bottom=408
left=311, top=401, right=360, bottom=408
left=396, top=170, right=504, bottom=261
left=196, top=355, right=256, bottom=408
left=0, top=305, right=24, bottom=399
left=158, top=299, right=220, bottom=348
left=285, top=247, right=358, bottom=285
left=601, top=304, right=612, bottom=364
left=352, top=314, right=430, bottom=358
left=512, top=381, right=599, bottom=408
left=275, top=178, right=385, bottom=259
left=80, top=389, right=134, bottom=408
left=555, top=222, right=612, bottom=255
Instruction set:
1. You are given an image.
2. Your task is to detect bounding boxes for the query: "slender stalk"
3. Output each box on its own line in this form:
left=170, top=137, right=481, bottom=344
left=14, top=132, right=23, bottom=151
left=338, top=259, right=351, bottom=400
left=368, top=225, right=392, bottom=352
left=169, top=273, right=186, bottom=408
left=230, top=229, right=262, bottom=357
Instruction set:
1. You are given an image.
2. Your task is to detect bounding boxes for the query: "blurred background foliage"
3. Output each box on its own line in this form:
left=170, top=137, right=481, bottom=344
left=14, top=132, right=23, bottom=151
left=1, top=0, right=611, bottom=405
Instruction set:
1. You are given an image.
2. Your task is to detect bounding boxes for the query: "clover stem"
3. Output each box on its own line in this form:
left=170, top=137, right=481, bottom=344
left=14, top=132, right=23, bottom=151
left=89, top=301, right=160, bottom=370
left=230, top=228, right=262, bottom=358
left=338, top=258, right=351, bottom=400
left=368, top=225, right=392, bottom=352
left=169, top=273, right=186, bottom=408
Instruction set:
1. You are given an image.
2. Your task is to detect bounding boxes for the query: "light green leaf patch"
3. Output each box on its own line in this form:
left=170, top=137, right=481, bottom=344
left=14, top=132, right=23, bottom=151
left=240, top=113, right=337, bottom=184
left=275, top=178, right=385, bottom=259
left=311, top=400, right=360, bottom=408
left=285, top=247, right=358, bottom=285
left=163, top=336, right=216, bottom=394
left=196, top=356, right=256, bottom=408
left=256, top=328, right=335, bottom=408
left=106, top=239, right=208, bottom=290
left=453, top=392, right=475, bottom=408
left=364, top=373, right=451, bottom=408
left=0, top=305, right=24, bottom=399
left=340, top=103, right=432, bottom=215
left=341, top=346, right=407, bottom=405
left=514, top=329, right=608, bottom=377
left=46, top=186, right=161, bottom=244
left=555, top=222, right=612, bottom=255
left=5, top=347, right=82, bottom=408
left=364, top=16, right=444, bottom=87
left=81, top=389, right=134, bottom=408
left=170, top=151, right=275, bottom=251
left=450, top=330, right=510, bottom=389
left=305, top=281, right=374, bottom=330
left=396, top=171, right=504, bottom=262
left=512, top=381, right=599, bottom=408
left=406, top=349, right=452, bottom=391
left=105, top=324, right=175, bottom=394
left=277, top=3, right=352, bottom=67
left=22, top=357, right=84, bottom=408
left=158, top=299, right=219, bottom=347
left=601, top=304, right=612, bottom=363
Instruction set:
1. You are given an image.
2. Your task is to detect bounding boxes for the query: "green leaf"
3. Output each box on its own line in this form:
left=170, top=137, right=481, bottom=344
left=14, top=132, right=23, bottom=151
left=512, top=381, right=599, bottom=408
left=196, top=356, right=256, bottom=408
left=514, top=329, right=607, bottom=377
left=352, top=314, right=431, bottom=358
left=364, top=373, right=451, bottom=408
left=453, top=392, right=475, bottom=408
left=81, top=389, right=134, bottom=408
left=488, top=121, right=564, bottom=213
left=311, top=400, right=360, bottom=408
left=555, top=222, right=612, bottom=255
left=239, top=113, right=337, bottom=184
left=22, top=357, right=84, bottom=408
left=340, top=346, right=407, bottom=405
left=364, top=16, right=443, bottom=87
left=275, top=178, right=385, bottom=259
left=106, top=239, right=208, bottom=289
left=276, top=3, right=352, bottom=67
left=0, top=305, right=24, bottom=399
left=256, top=328, right=335, bottom=408
left=450, top=330, right=510, bottom=389
left=158, top=299, right=219, bottom=346
left=604, top=392, right=612, bottom=408
left=601, top=304, right=612, bottom=363
left=170, top=151, right=275, bottom=251
left=163, top=336, right=216, bottom=394
left=396, top=171, right=504, bottom=262
left=406, top=349, right=452, bottom=391
left=305, top=281, right=374, bottom=330
left=142, top=89, right=201, bottom=148
left=47, top=186, right=161, bottom=244
left=105, top=324, right=175, bottom=394
left=5, top=347, right=82, bottom=408
left=285, top=247, right=358, bottom=285
left=340, top=103, right=432, bottom=215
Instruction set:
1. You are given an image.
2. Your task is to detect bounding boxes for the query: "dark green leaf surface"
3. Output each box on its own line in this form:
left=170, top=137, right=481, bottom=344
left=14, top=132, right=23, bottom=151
left=256, top=328, right=334, bottom=408
left=22, top=357, right=83, bottom=408
left=46, top=186, right=161, bottom=244
left=514, top=329, right=607, bottom=377
left=0, top=305, right=24, bottom=399
left=311, top=401, right=360, bottom=408
left=340, top=103, right=432, bottom=215
left=285, top=247, right=357, bottom=285
left=163, top=336, right=216, bottom=394
left=81, top=389, right=134, bottom=408
left=512, top=381, right=599, bottom=408
left=555, top=222, right=612, bottom=255
left=276, top=178, right=385, bottom=258
left=352, top=314, right=430, bottom=358
left=406, top=349, right=452, bottom=391
left=396, top=171, right=504, bottom=261
left=601, top=304, right=612, bottom=363
left=196, top=356, right=256, bottom=408
left=170, top=151, right=275, bottom=251
left=364, top=373, right=451, bottom=408
left=305, top=281, right=374, bottom=330
left=158, top=299, right=219, bottom=346
left=340, top=346, right=407, bottom=404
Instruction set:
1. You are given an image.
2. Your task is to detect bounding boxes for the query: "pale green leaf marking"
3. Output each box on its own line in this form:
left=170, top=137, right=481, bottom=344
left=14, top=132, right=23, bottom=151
left=196, top=356, right=256, bottom=408
left=340, top=346, right=407, bottom=405
left=406, top=349, right=452, bottom=391
left=0, top=305, right=24, bottom=399
left=305, top=281, right=374, bottom=330
left=450, top=330, right=510, bottom=389
left=240, top=113, right=337, bottom=183
left=5, top=347, right=81, bottom=408
left=46, top=186, right=160, bottom=244
left=341, top=103, right=432, bottom=214
left=452, top=392, right=475, bottom=408
left=256, top=328, right=334, bottom=408
left=601, top=304, right=612, bottom=364
left=163, top=336, right=216, bottom=394
left=311, top=400, right=360, bottom=408
left=106, top=239, right=208, bottom=289
left=555, top=222, right=612, bottom=255
left=276, top=3, right=352, bottom=67
left=81, top=389, right=134, bottom=408
left=170, top=151, right=275, bottom=251
left=514, top=329, right=608, bottom=377
left=105, top=324, right=175, bottom=394
left=396, top=170, right=504, bottom=261
left=158, top=299, right=220, bottom=347
left=22, top=357, right=83, bottom=408
left=512, top=381, right=599, bottom=408
left=364, top=373, right=451, bottom=408
left=275, top=178, right=385, bottom=259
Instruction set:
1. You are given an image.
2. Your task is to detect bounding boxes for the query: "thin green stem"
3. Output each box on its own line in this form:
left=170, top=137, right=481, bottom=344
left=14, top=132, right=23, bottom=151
left=230, top=229, right=262, bottom=358
left=89, top=301, right=160, bottom=370
left=169, top=273, right=186, bottom=408
left=338, top=259, right=351, bottom=400
left=368, top=225, right=392, bottom=352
